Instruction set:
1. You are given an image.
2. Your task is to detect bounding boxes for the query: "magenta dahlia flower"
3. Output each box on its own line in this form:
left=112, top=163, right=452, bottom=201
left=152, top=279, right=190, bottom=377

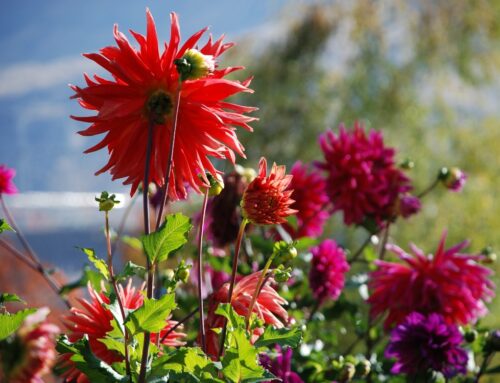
left=316, top=122, right=412, bottom=227
left=1, top=308, right=59, bottom=383
left=0, top=164, right=18, bottom=195
left=282, top=161, right=330, bottom=239
left=309, top=239, right=350, bottom=304
left=72, top=10, right=255, bottom=198
left=386, top=312, right=468, bottom=378
left=368, top=231, right=495, bottom=329
left=396, top=194, right=421, bottom=218
left=260, top=345, right=304, bottom=383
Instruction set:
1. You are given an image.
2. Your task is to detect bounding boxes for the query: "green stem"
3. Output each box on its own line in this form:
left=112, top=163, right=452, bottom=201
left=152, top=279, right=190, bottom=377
left=218, top=218, right=248, bottom=359
left=245, top=254, right=275, bottom=327
left=417, top=178, right=439, bottom=199
left=104, top=211, right=132, bottom=380
left=197, top=188, right=210, bottom=352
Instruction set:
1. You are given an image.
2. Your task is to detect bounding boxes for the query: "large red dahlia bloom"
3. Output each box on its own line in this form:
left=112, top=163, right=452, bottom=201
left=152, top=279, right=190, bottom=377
left=204, top=271, right=288, bottom=358
left=60, top=281, right=185, bottom=382
left=316, top=122, right=412, bottom=226
left=72, top=10, right=256, bottom=198
left=241, top=158, right=297, bottom=225
left=283, top=161, right=330, bottom=239
left=368, top=231, right=495, bottom=330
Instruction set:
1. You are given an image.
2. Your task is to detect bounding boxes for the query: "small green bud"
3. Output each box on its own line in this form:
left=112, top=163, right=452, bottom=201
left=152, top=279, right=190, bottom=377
left=464, top=329, right=478, bottom=343
left=331, top=357, right=344, bottom=371
left=200, top=173, right=224, bottom=197
left=174, top=260, right=191, bottom=284
left=355, top=359, right=371, bottom=377
left=481, top=246, right=497, bottom=264
left=272, top=241, right=298, bottom=264
left=175, top=49, right=215, bottom=81
left=339, top=362, right=356, bottom=382
left=274, top=265, right=293, bottom=283
left=399, top=158, right=415, bottom=170
left=95, top=191, right=120, bottom=212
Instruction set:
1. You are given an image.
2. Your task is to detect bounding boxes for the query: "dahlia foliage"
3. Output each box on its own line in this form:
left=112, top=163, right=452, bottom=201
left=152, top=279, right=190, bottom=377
left=1, top=7, right=498, bottom=383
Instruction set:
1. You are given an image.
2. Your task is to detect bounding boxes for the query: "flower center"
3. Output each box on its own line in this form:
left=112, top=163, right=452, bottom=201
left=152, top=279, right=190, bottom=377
left=146, top=90, right=173, bottom=124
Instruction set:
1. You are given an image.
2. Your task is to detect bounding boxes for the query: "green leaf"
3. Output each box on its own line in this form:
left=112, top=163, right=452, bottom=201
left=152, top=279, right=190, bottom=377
left=142, top=213, right=192, bottom=264
left=115, top=261, right=146, bottom=282
left=56, top=336, right=127, bottom=382
left=98, top=338, right=126, bottom=356
left=0, top=219, right=14, bottom=234
left=150, top=347, right=222, bottom=382
left=0, top=308, right=36, bottom=340
left=215, top=303, right=246, bottom=330
left=78, top=247, right=110, bottom=281
left=121, top=235, right=143, bottom=251
left=126, top=293, right=176, bottom=335
left=254, top=326, right=303, bottom=348
left=59, top=265, right=105, bottom=295
left=0, top=293, right=24, bottom=305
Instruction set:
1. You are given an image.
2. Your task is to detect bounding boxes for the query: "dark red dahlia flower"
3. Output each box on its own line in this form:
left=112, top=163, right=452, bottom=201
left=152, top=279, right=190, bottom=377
left=0, top=164, right=18, bottom=195
left=59, top=281, right=185, bottom=382
left=385, top=312, right=468, bottom=378
left=241, top=157, right=297, bottom=225
left=282, top=161, right=330, bottom=239
left=72, top=10, right=256, bottom=198
left=316, top=122, right=412, bottom=226
left=309, top=239, right=350, bottom=304
left=259, top=345, right=304, bottom=383
left=368, top=231, right=495, bottom=330
left=203, top=271, right=288, bottom=358
left=1, top=308, right=59, bottom=383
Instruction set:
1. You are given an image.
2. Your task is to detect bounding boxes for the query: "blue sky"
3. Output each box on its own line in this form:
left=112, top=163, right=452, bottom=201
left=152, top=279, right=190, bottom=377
left=0, top=0, right=289, bottom=192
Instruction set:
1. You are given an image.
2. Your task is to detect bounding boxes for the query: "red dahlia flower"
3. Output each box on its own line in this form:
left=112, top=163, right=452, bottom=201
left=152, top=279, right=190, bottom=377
left=309, top=239, right=350, bottom=304
left=204, top=271, right=288, bottom=358
left=241, top=158, right=297, bottom=225
left=59, top=281, right=185, bottom=382
left=72, top=10, right=256, bottom=198
left=2, top=308, right=59, bottom=383
left=368, top=231, right=495, bottom=330
left=283, top=161, right=330, bottom=239
left=0, top=164, right=18, bottom=195
left=316, top=122, right=412, bottom=226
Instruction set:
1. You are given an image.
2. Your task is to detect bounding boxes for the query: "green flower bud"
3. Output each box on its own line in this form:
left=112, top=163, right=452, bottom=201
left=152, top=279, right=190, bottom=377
left=95, top=191, right=120, bottom=212
left=481, top=246, right=497, bottom=264
left=201, top=173, right=224, bottom=197
left=339, top=362, right=356, bottom=382
left=355, top=359, right=371, bottom=377
left=274, top=265, right=293, bottom=283
left=464, top=329, right=478, bottom=343
left=272, top=241, right=298, bottom=264
left=174, top=261, right=191, bottom=284
left=399, top=158, right=415, bottom=170
left=175, top=49, right=215, bottom=81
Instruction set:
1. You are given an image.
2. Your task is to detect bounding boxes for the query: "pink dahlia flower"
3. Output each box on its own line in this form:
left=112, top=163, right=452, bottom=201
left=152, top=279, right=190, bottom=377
left=368, top=231, right=495, bottom=330
left=0, top=164, right=18, bottom=195
left=72, top=10, right=256, bottom=198
left=260, top=345, right=304, bottom=383
left=1, top=308, right=59, bottom=383
left=60, top=281, right=185, bottom=382
left=242, top=157, right=298, bottom=225
left=204, top=271, right=288, bottom=358
left=283, top=161, right=330, bottom=239
left=316, top=122, right=412, bottom=227
left=309, top=239, right=350, bottom=304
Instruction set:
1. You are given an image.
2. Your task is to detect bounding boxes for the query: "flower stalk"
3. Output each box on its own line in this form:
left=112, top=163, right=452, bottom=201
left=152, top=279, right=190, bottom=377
left=245, top=255, right=275, bottom=327
left=197, top=188, right=210, bottom=352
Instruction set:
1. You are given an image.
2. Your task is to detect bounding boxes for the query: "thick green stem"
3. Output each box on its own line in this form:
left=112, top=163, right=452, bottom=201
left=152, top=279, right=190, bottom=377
left=218, top=218, right=248, bottom=359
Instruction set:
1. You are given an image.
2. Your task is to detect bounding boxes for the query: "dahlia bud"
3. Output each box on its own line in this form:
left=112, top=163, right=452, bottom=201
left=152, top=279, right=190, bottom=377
left=174, top=260, right=191, bottom=283
left=274, top=265, right=293, bottom=283
left=272, top=241, right=298, bottom=264
left=399, top=158, right=415, bottom=170
left=439, top=167, right=467, bottom=192
left=201, top=173, right=224, bottom=197
left=339, top=362, right=356, bottom=381
left=463, top=328, right=478, bottom=343
left=485, top=330, right=500, bottom=352
left=241, top=157, right=297, bottom=225
left=95, top=191, right=120, bottom=212
left=355, top=359, right=371, bottom=377
left=396, top=194, right=421, bottom=218
left=175, top=49, right=215, bottom=81
left=481, top=246, right=497, bottom=264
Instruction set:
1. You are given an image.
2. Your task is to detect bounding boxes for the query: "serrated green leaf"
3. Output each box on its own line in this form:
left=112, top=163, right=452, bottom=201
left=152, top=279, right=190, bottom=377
left=142, top=213, right=192, bottom=264
left=115, top=261, right=146, bottom=282
left=0, top=293, right=24, bottom=305
left=254, top=326, right=303, bottom=348
left=215, top=303, right=246, bottom=330
left=78, top=247, right=110, bottom=281
left=98, top=338, right=126, bottom=356
left=0, top=219, right=14, bottom=234
left=126, top=293, right=176, bottom=335
left=0, top=308, right=36, bottom=340
left=57, top=336, right=127, bottom=382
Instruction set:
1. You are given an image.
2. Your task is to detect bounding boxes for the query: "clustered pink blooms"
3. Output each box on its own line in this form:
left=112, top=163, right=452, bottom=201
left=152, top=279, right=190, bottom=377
left=2, top=308, right=59, bottom=383
left=60, top=281, right=185, bottom=382
left=309, top=239, right=350, bottom=305
left=368, top=231, right=495, bottom=330
left=317, top=122, right=412, bottom=227
left=241, top=157, right=297, bottom=225
left=204, top=271, right=288, bottom=358
left=0, top=164, right=18, bottom=195
left=283, top=161, right=330, bottom=239
left=72, top=10, right=256, bottom=198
